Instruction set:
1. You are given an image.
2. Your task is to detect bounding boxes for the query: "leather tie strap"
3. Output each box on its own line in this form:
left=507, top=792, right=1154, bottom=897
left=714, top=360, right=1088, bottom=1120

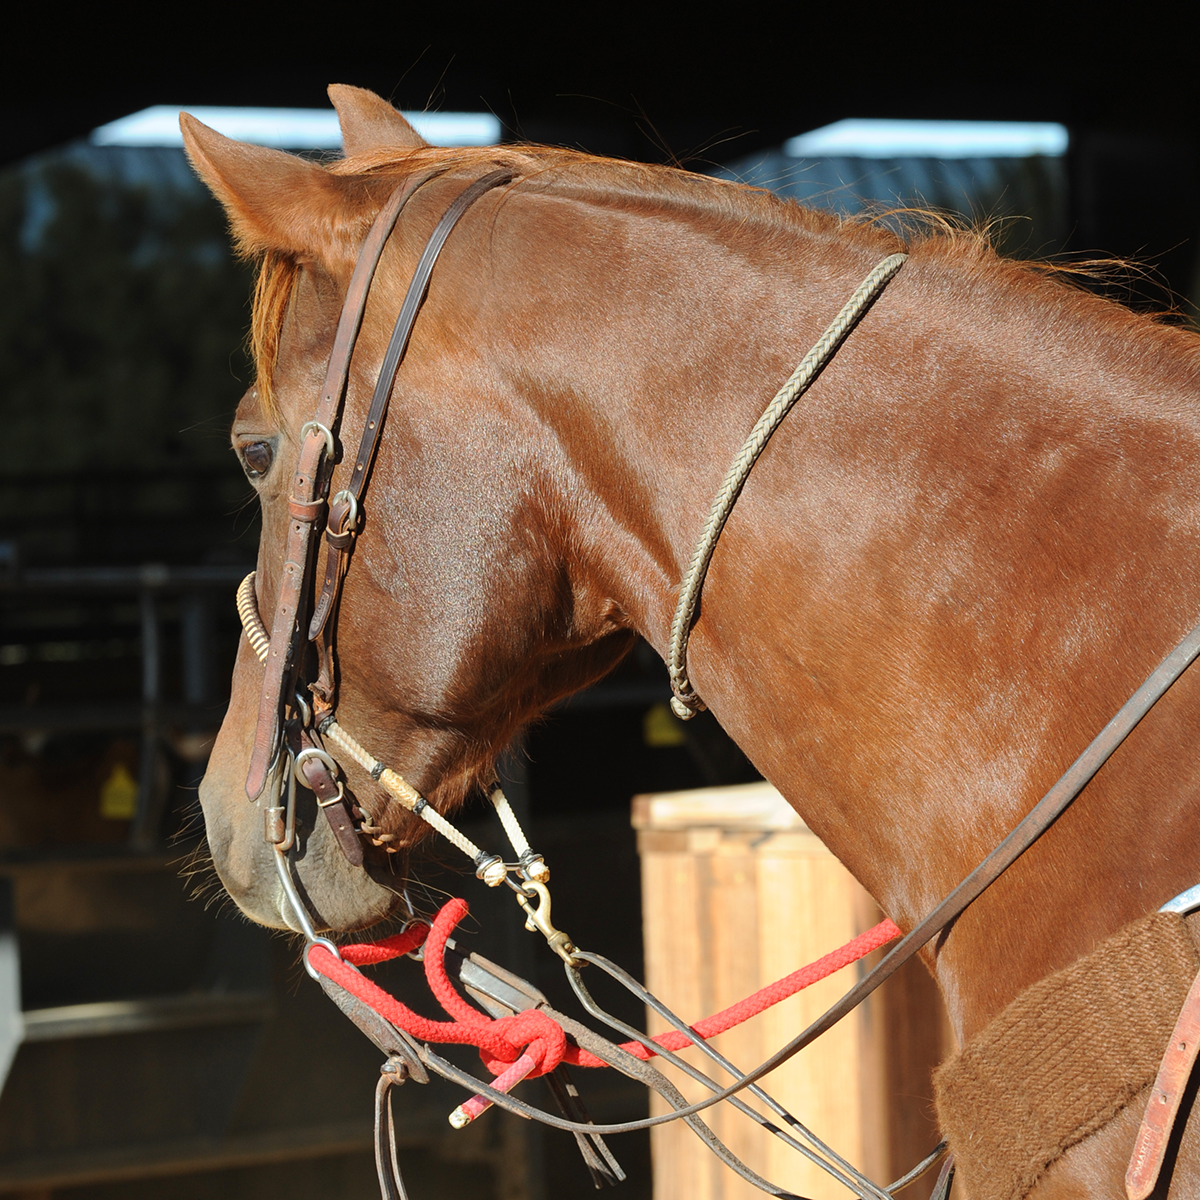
left=1126, top=963, right=1200, bottom=1199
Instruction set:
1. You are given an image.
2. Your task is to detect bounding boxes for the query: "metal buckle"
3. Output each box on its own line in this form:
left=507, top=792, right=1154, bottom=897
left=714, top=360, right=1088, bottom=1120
left=294, top=746, right=346, bottom=806
left=299, top=420, right=335, bottom=459
left=329, top=488, right=360, bottom=534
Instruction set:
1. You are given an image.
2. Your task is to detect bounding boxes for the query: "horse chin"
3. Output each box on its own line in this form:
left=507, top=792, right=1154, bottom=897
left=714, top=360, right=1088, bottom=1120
left=199, top=781, right=406, bottom=934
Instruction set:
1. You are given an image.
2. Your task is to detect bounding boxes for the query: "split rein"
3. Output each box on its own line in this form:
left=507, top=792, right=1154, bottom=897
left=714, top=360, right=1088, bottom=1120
left=241, top=584, right=922, bottom=1200
left=234, top=165, right=1200, bottom=1199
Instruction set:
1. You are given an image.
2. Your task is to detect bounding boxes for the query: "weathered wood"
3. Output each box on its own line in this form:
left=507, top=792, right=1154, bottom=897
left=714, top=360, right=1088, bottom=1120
left=633, top=782, right=951, bottom=1200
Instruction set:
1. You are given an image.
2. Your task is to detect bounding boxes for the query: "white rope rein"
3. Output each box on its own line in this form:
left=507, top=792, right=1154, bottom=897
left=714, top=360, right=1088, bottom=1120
left=667, top=253, right=907, bottom=718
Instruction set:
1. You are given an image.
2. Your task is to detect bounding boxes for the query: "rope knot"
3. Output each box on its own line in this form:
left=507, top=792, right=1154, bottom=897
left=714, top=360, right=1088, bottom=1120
left=482, top=1010, right=568, bottom=1077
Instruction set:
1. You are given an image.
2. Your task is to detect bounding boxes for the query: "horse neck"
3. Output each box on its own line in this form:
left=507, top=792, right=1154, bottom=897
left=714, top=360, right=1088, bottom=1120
left=479, top=193, right=1200, bottom=1043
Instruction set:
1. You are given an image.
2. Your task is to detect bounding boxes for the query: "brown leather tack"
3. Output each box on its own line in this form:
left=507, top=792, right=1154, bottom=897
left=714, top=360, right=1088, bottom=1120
left=243, top=172, right=433, bottom=800
left=288, top=496, right=326, bottom=522
left=298, top=750, right=364, bottom=868
left=247, top=168, right=515, bottom=799
left=1127, top=962, right=1200, bottom=1199
left=934, top=911, right=1200, bottom=1200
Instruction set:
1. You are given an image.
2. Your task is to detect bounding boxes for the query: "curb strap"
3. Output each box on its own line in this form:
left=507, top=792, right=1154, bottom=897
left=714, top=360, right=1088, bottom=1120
left=287, top=724, right=364, bottom=867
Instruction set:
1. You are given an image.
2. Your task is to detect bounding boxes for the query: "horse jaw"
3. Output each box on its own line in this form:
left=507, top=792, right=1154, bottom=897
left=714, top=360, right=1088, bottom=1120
left=328, top=84, right=428, bottom=156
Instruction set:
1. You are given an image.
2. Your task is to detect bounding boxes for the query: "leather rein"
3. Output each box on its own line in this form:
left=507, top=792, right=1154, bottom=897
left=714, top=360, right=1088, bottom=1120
left=239, top=165, right=1200, bottom=1198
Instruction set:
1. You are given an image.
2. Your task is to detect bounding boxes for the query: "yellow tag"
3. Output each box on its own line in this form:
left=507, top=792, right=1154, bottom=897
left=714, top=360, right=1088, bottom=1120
left=643, top=702, right=687, bottom=748
left=100, top=762, right=138, bottom=820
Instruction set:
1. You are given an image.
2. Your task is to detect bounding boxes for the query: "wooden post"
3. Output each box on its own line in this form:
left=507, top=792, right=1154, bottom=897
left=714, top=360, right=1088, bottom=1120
left=633, top=782, right=951, bottom=1200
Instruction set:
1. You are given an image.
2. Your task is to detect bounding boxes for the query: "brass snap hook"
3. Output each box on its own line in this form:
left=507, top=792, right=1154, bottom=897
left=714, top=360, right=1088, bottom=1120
left=515, top=880, right=577, bottom=964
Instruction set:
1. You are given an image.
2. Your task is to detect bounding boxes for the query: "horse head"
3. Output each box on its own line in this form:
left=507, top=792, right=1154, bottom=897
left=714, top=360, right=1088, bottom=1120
left=185, top=87, right=640, bottom=931
left=184, top=85, right=1200, bottom=1198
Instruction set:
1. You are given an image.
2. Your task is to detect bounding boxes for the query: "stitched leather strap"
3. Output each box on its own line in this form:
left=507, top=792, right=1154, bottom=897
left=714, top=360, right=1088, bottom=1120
left=245, top=174, right=436, bottom=799
left=1126, top=963, right=1200, bottom=1199
left=291, top=725, right=364, bottom=868
left=308, top=168, right=516, bottom=642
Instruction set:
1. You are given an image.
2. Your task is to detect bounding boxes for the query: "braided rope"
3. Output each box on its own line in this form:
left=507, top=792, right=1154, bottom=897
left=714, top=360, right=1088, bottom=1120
left=236, top=573, right=272, bottom=664
left=323, top=719, right=383, bottom=776
left=667, top=253, right=907, bottom=717
left=489, top=785, right=531, bottom=856
left=322, top=721, right=500, bottom=875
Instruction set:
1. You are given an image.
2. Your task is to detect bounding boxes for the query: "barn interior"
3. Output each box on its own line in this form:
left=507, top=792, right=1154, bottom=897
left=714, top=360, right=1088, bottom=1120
left=2, top=10, right=1198, bottom=1199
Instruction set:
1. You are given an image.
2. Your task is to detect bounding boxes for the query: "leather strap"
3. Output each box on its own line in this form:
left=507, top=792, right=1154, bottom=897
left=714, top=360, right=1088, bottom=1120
left=308, top=168, right=516, bottom=642
left=1126, top=964, right=1200, bottom=1199
left=248, top=167, right=516, bottom=800
left=245, top=174, right=435, bottom=799
left=289, top=725, right=364, bottom=867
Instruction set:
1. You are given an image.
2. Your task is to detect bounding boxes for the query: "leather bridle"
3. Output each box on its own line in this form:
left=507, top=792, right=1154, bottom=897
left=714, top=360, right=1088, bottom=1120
left=244, top=167, right=515, bottom=861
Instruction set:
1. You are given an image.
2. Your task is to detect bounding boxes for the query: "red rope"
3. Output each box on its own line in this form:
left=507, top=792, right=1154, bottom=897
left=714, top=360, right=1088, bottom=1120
left=307, top=898, right=901, bottom=1079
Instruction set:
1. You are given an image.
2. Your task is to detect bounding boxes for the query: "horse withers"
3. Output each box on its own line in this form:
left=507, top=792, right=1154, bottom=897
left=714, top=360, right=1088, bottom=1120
left=185, top=86, right=1200, bottom=1198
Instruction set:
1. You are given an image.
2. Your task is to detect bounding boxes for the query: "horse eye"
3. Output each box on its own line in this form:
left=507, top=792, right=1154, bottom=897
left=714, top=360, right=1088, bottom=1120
left=242, top=442, right=273, bottom=477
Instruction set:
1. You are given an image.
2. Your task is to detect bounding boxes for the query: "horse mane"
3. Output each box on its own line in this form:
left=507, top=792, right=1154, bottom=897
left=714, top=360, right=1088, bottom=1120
left=246, top=143, right=1199, bottom=418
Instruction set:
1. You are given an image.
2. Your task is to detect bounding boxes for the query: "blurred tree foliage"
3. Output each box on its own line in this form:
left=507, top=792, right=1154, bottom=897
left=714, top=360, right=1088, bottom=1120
left=0, top=155, right=258, bottom=564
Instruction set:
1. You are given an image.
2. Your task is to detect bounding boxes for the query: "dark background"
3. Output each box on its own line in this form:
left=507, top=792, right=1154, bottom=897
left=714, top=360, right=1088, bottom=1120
left=7, top=5, right=1200, bottom=166
left=9, top=4, right=1200, bottom=302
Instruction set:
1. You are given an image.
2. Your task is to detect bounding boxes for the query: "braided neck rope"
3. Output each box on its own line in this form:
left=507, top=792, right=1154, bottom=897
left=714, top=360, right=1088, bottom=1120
left=667, top=253, right=907, bottom=718
left=308, top=895, right=901, bottom=1079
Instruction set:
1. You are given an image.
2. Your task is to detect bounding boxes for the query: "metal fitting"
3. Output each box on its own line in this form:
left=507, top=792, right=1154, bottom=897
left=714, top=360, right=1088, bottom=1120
left=299, top=420, right=335, bottom=458
left=515, top=880, right=577, bottom=963
left=474, top=852, right=508, bottom=888
left=518, top=850, right=550, bottom=884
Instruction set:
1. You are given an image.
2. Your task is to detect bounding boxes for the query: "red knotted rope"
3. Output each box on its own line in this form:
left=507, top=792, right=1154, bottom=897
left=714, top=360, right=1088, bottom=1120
left=307, top=898, right=901, bottom=1080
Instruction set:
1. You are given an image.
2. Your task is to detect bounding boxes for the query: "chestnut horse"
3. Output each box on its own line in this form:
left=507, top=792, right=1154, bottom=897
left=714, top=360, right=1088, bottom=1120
left=186, top=87, right=1200, bottom=1197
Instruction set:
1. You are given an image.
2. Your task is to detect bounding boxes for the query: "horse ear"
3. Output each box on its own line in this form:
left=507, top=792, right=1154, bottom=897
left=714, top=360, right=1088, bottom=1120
left=181, top=112, right=372, bottom=262
left=328, top=84, right=428, bottom=156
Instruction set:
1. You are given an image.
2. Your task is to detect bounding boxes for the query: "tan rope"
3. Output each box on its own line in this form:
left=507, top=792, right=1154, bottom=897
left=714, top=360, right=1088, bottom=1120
left=490, top=784, right=550, bottom=883
left=323, top=721, right=506, bottom=883
left=490, top=786, right=531, bottom=856
left=667, top=253, right=907, bottom=718
left=236, top=573, right=272, bottom=664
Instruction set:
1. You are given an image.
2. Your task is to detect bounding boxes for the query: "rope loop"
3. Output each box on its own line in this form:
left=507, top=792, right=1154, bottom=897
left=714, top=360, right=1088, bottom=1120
left=667, top=252, right=907, bottom=716
left=306, top=896, right=901, bottom=1079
